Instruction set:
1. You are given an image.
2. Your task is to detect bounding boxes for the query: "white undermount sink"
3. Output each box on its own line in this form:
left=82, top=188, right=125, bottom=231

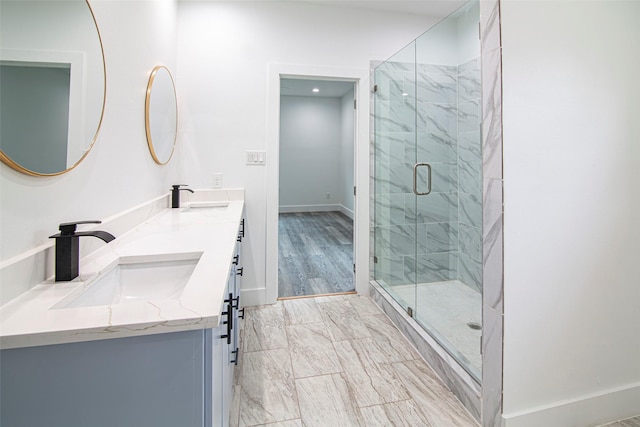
left=52, top=253, right=202, bottom=309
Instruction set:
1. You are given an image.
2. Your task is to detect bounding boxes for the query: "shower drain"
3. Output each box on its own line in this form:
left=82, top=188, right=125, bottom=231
left=467, top=322, right=482, bottom=331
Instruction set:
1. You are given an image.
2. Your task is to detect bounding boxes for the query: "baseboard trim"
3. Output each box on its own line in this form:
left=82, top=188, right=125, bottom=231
left=502, top=382, right=640, bottom=427
left=339, top=205, right=354, bottom=219
left=278, top=204, right=354, bottom=219
left=279, top=204, right=342, bottom=213
left=240, top=288, right=266, bottom=307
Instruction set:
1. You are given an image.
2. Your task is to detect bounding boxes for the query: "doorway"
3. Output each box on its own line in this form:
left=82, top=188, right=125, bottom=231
left=264, top=64, right=369, bottom=306
left=278, top=78, right=356, bottom=298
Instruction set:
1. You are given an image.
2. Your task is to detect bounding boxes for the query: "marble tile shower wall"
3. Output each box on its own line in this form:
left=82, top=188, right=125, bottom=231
left=457, top=58, right=483, bottom=292
left=374, top=60, right=417, bottom=287
left=375, top=60, right=471, bottom=288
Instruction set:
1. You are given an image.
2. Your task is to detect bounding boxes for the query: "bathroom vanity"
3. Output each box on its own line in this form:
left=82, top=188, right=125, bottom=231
left=0, top=189, right=245, bottom=427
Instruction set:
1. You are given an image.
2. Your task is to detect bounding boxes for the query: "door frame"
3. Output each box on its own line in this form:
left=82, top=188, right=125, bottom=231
left=266, top=63, right=370, bottom=304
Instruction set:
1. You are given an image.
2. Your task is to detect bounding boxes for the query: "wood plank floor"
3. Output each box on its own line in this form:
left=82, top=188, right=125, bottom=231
left=278, top=211, right=354, bottom=298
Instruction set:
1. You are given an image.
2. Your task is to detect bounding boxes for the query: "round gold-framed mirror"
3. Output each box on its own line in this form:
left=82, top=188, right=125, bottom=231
left=0, top=0, right=106, bottom=176
left=145, top=65, right=178, bottom=165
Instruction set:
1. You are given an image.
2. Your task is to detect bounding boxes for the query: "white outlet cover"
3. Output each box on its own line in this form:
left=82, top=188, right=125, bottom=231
left=213, top=173, right=223, bottom=188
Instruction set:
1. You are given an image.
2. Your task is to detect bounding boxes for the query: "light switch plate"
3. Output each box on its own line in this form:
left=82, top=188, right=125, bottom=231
left=246, top=151, right=266, bottom=165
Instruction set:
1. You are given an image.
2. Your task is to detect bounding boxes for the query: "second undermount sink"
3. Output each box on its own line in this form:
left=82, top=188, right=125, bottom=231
left=180, top=201, right=229, bottom=212
left=52, top=253, right=202, bottom=309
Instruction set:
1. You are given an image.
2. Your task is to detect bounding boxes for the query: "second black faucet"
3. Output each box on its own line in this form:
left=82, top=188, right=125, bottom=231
left=171, top=184, right=194, bottom=208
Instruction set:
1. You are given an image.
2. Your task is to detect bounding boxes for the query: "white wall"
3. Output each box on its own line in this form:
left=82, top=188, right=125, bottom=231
left=414, top=1, right=478, bottom=67
left=339, top=88, right=355, bottom=216
left=455, top=1, right=479, bottom=65
left=279, top=96, right=341, bottom=210
left=415, top=15, right=458, bottom=66
left=0, top=1, right=179, bottom=262
left=279, top=91, right=355, bottom=216
left=177, top=1, right=439, bottom=300
left=501, top=1, right=640, bottom=425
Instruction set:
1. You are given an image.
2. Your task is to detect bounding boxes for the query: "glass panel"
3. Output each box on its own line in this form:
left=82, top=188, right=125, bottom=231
left=373, top=40, right=417, bottom=315
left=414, top=0, right=482, bottom=380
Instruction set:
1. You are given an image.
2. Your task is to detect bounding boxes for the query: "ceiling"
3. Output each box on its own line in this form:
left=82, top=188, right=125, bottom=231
left=280, top=1, right=468, bottom=97
left=280, top=78, right=355, bottom=98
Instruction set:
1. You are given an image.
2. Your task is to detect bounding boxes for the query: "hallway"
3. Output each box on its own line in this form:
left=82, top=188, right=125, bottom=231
left=231, top=294, right=478, bottom=426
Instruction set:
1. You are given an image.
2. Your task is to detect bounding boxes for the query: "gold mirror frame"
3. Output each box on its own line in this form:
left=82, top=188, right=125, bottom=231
left=0, top=0, right=107, bottom=177
left=145, top=65, right=178, bottom=165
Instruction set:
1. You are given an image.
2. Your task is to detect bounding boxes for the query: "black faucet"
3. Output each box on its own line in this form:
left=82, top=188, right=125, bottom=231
left=171, top=185, right=194, bottom=208
left=49, top=220, right=116, bottom=282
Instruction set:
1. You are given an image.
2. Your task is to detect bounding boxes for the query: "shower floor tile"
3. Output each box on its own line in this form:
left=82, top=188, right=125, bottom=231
left=386, top=280, right=482, bottom=375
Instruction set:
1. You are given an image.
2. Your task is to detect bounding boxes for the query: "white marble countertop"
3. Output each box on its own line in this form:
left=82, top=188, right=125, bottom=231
left=0, top=190, right=245, bottom=350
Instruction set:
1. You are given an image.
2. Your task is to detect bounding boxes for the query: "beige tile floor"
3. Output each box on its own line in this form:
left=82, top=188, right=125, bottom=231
left=601, top=417, right=640, bottom=427
left=231, top=294, right=478, bottom=427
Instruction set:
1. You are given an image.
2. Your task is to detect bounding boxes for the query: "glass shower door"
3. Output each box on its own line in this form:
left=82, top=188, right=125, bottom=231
left=373, top=40, right=418, bottom=316
left=413, top=0, right=482, bottom=380
left=373, top=0, right=482, bottom=381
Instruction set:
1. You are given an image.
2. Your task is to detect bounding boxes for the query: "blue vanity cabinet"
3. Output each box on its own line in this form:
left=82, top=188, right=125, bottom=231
left=207, top=219, right=244, bottom=427
left=0, top=221, right=246, bottom=427
left=0, top=330, right=207, bottom=427
left=229, top=219, right=245, bottom=372
left=206, top=264, right=234, bottom=427
left=1, top=278, right=237, bottom=427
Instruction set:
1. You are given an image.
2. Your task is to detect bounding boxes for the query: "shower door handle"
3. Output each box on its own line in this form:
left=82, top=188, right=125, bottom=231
left=413, top=163, right=432, bottom=196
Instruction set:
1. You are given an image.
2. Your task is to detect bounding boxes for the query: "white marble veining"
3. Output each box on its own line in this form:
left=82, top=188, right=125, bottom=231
left=0, top=189, right=245, bottom=349
left=480, top=0, right=501, bottom=53
left=337, top=337, right=411, bottom=406
left=481, top=303, right=503, bottom=427
left=239, top=348, right=300, bottom=426
left=286, top=322, right=341, bottom=378
left=359, top=313, right=420, bottom=363
left=283, top=298, right=323, bottom=325
left=480, top=0, right=505, bottom=425
left=359, top=399, right=432, bottom=426
left=483, top=178, right=504, bottom=312
left=393, top=360, right=478, bottom=427
left=481, top=46, right=503, bottom=181
left=296, top=374, right=363, bottom=427
left=316, top=298, right=372, bottom=342
left=243, top=303, right=288, bottom=352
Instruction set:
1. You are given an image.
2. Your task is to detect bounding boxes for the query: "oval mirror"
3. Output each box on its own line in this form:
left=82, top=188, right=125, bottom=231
left=0, top=0, right=106, bottom=176
left=145, top=66, right=178, bottom=165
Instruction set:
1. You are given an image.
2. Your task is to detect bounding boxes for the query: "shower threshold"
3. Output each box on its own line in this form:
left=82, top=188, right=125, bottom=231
left=385, top=280, right=482, bottom=375
left=370, top=280, right=482, bottom=420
